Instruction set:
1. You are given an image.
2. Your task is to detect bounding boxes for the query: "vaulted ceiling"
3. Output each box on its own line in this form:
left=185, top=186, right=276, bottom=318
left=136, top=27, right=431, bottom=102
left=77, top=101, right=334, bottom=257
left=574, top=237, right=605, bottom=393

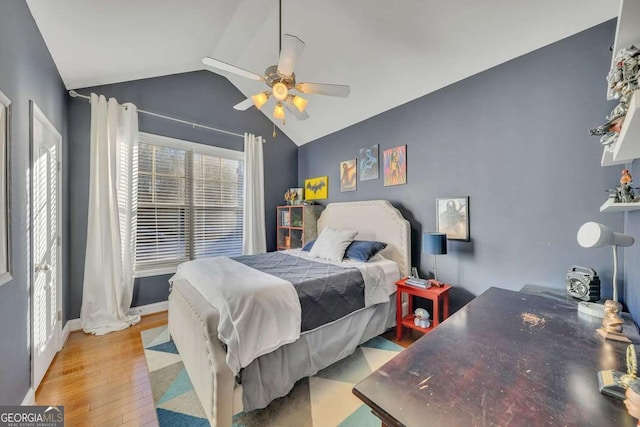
left=27, top=0, right=618, bottom=145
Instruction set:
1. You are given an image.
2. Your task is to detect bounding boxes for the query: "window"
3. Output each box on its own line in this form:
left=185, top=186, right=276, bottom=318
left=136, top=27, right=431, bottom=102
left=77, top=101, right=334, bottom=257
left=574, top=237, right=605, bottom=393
left=136, top=133, right=244, bottom=276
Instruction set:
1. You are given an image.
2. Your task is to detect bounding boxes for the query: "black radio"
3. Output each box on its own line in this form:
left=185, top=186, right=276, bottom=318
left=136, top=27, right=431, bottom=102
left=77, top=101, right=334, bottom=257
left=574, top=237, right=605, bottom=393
left=566, top=266, right=600, bottom=302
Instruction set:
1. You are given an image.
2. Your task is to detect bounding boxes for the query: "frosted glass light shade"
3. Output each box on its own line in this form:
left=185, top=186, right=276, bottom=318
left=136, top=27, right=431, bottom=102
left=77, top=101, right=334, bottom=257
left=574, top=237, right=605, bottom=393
left=292, top=95, right=308, bottom=112
left=251, top=92, right=269, bottom=109
left=273, top=102, right=285, bottom=120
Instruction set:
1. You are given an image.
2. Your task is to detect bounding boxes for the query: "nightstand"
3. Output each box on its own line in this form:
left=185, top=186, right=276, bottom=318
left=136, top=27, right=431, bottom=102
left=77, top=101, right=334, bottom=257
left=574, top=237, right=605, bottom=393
left=395, top=277, right=451, bottom=340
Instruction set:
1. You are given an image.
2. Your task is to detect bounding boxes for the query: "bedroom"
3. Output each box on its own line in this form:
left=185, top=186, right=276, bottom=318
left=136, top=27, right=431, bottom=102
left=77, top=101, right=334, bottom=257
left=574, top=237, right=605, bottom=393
left=1, top=0, right=640, bottom=425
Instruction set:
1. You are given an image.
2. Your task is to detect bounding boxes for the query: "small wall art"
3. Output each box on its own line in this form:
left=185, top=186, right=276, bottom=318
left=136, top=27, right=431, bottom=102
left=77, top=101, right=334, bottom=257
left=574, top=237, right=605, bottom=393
left=340, top=159, right=357, bottom=192
left=359, top=144, right=379, bottom=181
left=436, top=196, right=470, bottom=241
left=383, top=145, right=407, bottom=186
left=304, top=176, right=328, bottom=200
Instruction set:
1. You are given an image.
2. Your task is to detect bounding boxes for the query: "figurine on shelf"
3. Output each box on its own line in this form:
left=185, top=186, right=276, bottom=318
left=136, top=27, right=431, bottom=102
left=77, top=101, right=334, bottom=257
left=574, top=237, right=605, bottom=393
left=608, top=169, right=639, bottom=203
left=284, top=189, right=297, bottom=205
left=619, top=169, right=637, bottom=203
left=602, top=299, right=624, bottom=334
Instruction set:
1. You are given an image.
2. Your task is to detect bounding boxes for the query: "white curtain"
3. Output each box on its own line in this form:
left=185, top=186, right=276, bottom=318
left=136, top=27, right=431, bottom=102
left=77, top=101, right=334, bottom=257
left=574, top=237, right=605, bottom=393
left=242, top=133, right=266, bottom=254
left=81, top=94, right=140, bottom=335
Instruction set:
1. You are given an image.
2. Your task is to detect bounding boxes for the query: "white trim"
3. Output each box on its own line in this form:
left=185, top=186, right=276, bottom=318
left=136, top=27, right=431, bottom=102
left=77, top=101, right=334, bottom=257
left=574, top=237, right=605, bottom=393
left=135, top=263, right=179, bottom=278
left=0, top=90, right=11, bottom=287
left=139, top=132, right=243, bottom=161
left=21, top=388, right=35, bottom=406
left=30, top=101, right=63, bottom=392
left=128, top=300, right=169, bottom=316
left=64, top=301, right=169, bottom=333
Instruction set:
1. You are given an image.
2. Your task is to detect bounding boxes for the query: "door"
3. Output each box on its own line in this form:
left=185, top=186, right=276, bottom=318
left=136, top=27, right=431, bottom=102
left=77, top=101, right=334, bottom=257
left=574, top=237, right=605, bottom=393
left=31, top=102, right=62, bottom=390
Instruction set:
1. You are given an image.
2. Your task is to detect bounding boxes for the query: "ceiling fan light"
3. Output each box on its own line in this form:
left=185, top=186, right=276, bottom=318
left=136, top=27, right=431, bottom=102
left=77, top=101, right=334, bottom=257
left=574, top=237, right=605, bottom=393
left=251, top=92, right=269, bottom=109
left=292, top=95, right=308, bottom=112
left=273, top=82, right=289, bottom=101
left=273, top=102, right=286, bottom=120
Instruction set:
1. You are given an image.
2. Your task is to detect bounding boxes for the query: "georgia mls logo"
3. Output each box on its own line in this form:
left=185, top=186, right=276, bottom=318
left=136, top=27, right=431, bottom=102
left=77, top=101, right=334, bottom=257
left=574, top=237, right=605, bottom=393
left=0, top=405, right=64, bottom=427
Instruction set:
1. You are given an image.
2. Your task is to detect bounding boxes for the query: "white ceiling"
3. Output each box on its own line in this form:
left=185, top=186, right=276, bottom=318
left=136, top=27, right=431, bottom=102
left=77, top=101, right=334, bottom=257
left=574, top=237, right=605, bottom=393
left=27, top=0, right=618, bottom=145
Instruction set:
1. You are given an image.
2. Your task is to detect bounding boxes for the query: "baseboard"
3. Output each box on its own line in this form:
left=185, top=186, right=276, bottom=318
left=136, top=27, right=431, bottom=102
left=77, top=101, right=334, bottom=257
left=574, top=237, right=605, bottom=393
left=63, top=301, right=168, bottom=339
left=128, top=300, right=168, bottom=317
left=21, top=388, right=35, bottom=406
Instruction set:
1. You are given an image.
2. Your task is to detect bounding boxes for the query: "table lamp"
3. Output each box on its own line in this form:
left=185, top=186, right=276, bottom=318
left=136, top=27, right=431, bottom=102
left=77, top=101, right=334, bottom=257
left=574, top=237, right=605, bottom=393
left=577, top=221, right=634, bottom=342
left=423, top=232, right=447, bottom=281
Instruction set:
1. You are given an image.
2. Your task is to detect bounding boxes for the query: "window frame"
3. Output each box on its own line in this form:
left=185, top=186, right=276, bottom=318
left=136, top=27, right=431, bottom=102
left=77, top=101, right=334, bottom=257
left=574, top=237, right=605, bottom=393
left=135, top=132, right=243, bottom=278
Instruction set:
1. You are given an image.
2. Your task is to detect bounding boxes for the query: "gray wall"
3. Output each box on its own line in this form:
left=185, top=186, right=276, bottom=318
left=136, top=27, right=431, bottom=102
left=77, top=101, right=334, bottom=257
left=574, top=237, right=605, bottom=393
left=299, top=20, right=622, bottom=312
left=0, top=0, right=68, bottom=404
left=624, top=168, right=640, bottom=321
left=68, top=71, right=298, bottom=319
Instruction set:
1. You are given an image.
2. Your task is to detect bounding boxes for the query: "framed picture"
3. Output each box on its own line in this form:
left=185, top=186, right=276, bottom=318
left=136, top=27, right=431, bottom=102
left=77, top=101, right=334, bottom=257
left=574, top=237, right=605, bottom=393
left=340, top=159, right=357, bottom=192
left=282, top=210, right=290, bottom=227
left=359, top=144, right=379, bottom=181
left=0, top=89, right=11, bottom=287
left=436, top=196, right=469, bottom=241
left=304, top=176, right=328, bottom=200
left=383, top=145, right=407, bottom=186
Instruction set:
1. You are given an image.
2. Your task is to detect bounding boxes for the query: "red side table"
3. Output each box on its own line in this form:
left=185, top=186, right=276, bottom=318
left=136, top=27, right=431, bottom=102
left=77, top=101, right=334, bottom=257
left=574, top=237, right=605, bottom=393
left=395, top=278, right=451, bottom=340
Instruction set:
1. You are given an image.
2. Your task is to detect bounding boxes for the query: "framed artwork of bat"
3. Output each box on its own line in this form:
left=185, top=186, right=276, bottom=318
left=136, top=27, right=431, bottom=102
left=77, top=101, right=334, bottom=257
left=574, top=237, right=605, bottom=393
left=304, top=176, right=328, bottom=200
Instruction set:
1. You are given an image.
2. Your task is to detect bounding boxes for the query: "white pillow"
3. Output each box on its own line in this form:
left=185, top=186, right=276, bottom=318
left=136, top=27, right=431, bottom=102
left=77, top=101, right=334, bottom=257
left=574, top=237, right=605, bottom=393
left=309, top=228, right=358, bottom=262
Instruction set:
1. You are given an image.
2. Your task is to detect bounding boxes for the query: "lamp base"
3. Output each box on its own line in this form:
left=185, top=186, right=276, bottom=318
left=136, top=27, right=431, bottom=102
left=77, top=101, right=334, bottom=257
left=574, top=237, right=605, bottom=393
left=577, top=301, right=605, bottom=318
left=597, top=328, right=632, bottom=343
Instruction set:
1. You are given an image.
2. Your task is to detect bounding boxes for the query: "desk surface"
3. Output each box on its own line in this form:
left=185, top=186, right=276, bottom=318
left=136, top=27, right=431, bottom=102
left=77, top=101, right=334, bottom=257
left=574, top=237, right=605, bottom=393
left=353, top=287, right=637, bottom=426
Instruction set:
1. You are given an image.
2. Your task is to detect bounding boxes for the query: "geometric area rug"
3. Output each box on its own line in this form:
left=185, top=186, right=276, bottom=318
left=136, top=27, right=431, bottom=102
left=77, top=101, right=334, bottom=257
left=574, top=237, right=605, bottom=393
left=142, top=326, right=403, bottom=426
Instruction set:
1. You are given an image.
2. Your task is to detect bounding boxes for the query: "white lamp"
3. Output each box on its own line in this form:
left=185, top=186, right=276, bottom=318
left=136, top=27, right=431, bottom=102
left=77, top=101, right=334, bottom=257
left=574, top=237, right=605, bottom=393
left=577, top=221, right=634, bottom=342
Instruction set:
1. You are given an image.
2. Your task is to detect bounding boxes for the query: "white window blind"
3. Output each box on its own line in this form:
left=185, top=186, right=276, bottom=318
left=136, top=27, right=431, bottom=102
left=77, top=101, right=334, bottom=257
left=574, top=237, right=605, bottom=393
left=135, top=133, right=244, bottom=274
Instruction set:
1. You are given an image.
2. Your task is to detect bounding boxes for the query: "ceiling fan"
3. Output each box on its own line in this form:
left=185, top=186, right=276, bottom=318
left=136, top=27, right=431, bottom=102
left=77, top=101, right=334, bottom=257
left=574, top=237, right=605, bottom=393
left=201, top=1, right=350, bottom=124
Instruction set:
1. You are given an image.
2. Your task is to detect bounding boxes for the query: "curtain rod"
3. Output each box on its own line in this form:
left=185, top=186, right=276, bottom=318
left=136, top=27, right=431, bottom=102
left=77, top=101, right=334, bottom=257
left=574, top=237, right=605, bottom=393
left=68, top=90, right=251, bottom=140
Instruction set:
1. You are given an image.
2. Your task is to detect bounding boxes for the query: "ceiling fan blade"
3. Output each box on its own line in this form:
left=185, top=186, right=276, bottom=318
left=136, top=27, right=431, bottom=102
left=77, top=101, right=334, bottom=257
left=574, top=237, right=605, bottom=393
left=285, top=98, right=310, bottom=120
left=277, top=34, right=305, bottom=76
left=233, top=98, right=255, bottom=111
left=202, top=57, right=263, bottom=81
left=297, top=82, right=350, bottom=98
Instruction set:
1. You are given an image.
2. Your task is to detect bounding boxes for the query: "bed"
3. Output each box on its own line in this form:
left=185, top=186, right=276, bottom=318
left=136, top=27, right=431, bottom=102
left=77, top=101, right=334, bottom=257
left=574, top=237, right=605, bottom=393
left=167, top=200, right=411, bottom=427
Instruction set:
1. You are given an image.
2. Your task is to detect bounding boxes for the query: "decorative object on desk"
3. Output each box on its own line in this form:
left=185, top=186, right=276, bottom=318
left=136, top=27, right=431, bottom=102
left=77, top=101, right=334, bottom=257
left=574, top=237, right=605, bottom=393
left=414, top=308, right=431, bottom=329
left=340, top=159, right=357, bottom=192
left=383, top=145, right=406, bottom=186
left=577, top=221, right=634, bottom=342
left=304, top=176, right=328, bottom=200
left=436, top=196, right=469, bottom=241
left=598, top=344, right=637, bottom=400
left=410, top=267, right=419, bottom=279
left=358, top=144, right=379, bottom=181
left=423, top=232, right=447, bottom=281
left=625, top=380, right=640, bottom=422
left=565, top=266, right=600, bottom=302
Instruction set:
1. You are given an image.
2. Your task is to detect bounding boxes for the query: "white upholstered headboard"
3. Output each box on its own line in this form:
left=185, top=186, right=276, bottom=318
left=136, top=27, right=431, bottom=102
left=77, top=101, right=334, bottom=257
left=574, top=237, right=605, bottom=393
left=317, top=200, right=411, bottom=277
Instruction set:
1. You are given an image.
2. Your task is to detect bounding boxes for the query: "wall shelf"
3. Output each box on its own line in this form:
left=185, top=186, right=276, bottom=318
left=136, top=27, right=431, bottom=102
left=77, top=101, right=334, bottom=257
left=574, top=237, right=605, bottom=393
left=601, top=0, right=640, bottom=166
left=600, top=198, right=640, bottom=212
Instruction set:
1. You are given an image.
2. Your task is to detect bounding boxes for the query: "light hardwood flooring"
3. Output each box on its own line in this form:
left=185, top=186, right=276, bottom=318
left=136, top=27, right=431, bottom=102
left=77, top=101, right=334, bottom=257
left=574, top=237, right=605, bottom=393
left=36, top=312, right=168, bottom=427
left=35, top=311, right=419, bottom=427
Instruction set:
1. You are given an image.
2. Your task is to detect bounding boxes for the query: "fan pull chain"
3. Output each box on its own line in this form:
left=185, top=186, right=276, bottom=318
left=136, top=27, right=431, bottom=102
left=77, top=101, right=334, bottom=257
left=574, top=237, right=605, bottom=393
left=273, top=123, right=277, bottom=138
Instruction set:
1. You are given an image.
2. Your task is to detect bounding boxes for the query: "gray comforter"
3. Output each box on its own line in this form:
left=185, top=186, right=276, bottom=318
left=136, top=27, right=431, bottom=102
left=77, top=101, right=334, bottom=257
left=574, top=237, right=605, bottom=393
left=234, top=252, right=365, bottom=332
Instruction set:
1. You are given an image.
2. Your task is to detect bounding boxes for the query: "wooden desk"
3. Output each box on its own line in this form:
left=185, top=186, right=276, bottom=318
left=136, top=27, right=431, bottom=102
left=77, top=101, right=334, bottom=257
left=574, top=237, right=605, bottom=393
left=353, top=287, right=638, bottom=426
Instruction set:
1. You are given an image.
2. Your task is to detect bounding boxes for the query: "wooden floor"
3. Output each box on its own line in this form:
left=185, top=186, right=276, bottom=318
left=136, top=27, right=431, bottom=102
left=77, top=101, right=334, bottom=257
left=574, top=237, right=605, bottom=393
left=36, top=312, right=168, bottom=427
left=35, top=311, right=420, bottom=427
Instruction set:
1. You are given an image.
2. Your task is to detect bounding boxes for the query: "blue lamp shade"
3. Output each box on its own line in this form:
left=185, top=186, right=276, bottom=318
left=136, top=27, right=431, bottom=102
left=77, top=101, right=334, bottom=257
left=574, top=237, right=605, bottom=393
left=423, top=232, right=447, bottom=255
